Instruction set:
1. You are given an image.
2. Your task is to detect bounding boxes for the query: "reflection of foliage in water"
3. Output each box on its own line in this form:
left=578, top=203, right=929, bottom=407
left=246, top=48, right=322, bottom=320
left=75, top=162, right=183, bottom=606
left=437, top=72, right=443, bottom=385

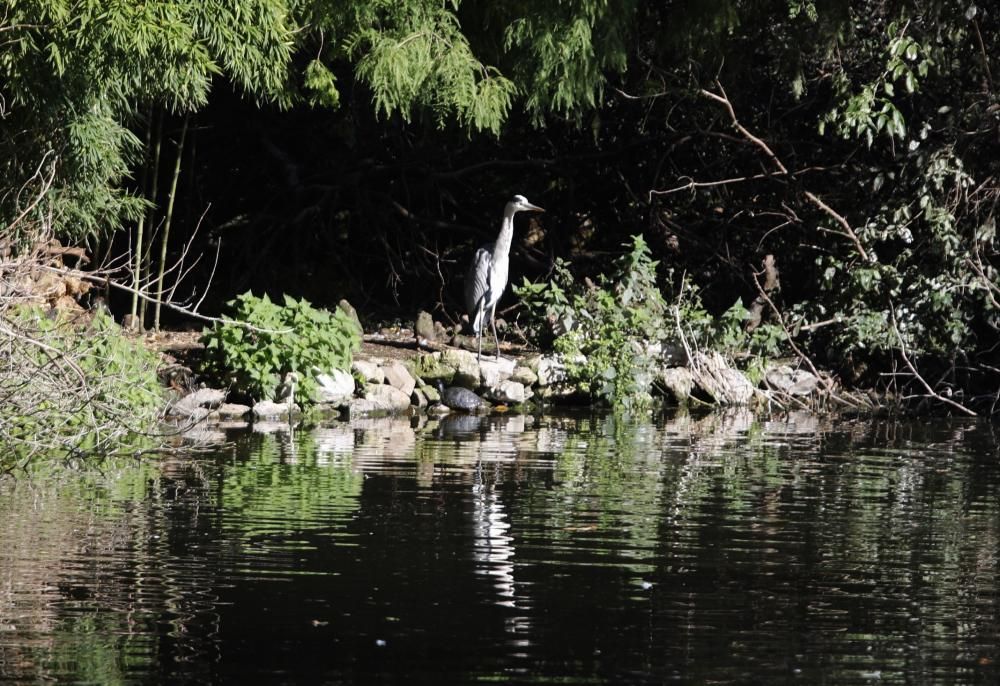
left=0, top=457, right=165, bottom=681
left=1, top=417, right=999, bottom=682
left=219, top=430, right=364, bottom=543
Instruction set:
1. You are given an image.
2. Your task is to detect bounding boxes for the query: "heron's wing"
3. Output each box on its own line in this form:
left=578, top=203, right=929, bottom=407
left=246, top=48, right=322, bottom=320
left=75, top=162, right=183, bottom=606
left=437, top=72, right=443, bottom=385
left=465, top=243, right=493, bottom=326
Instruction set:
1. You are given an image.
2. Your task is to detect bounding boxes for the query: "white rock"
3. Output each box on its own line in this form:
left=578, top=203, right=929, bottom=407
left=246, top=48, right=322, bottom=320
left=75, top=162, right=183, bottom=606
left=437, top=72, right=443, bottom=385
left=216, top=403, right=252, bottom=419
left=352, top=359, right=384, bottom=385
left=510, top=365, right=538, bottom=386
left=315, top=368, right=355, bottom=403
left=765, top=365, right=821, bottom=396
left=168, top=388, right=226, bottom=417
left=479, top=357, right=516, bottom=389
left=490, top=380, right=526, bottom=404
left=420, top=381, right=440, bottom=403
left=252, top=399, right=298, bottom=419
left=382, top=360, right=416, bottom=397
left=363, top=383, right=412, bottom=413
left=441, top=348, right=480, bottom=388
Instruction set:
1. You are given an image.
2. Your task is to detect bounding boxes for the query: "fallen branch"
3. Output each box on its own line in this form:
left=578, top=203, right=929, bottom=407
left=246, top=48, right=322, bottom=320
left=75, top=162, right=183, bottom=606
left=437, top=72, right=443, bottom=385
left=29, top=264, right=294, bottom=336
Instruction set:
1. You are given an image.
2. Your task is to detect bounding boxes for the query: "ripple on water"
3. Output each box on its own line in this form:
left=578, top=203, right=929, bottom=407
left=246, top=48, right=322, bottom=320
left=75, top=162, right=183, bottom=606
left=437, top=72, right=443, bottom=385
left=1, top=414, right=999, bottom=684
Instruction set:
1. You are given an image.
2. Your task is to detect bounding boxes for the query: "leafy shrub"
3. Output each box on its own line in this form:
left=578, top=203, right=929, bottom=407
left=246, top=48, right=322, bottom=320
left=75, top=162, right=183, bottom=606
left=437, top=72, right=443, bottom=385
left=793, top=146, right=996, bottom=378
left=516, top=234, right=787, bottom=406
left=200, top=292, right=361, bottom=404
left=2, top=306, right=164, bottom=465
left=515, top=235, right=670, bottom=407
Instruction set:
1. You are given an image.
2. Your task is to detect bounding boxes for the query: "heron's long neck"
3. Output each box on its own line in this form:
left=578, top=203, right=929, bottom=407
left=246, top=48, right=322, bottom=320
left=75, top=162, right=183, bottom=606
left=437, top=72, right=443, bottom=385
left=492, top=207, right=516, bottom=261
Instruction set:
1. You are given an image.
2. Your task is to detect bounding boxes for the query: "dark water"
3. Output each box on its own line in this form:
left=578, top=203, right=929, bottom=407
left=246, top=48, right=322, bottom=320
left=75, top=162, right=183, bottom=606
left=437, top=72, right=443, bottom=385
left=2, top=411, right=1000, bottom=684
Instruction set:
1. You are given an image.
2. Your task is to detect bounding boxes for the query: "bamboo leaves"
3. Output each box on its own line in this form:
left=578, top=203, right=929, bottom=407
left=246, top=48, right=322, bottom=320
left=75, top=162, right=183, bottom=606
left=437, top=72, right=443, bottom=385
left=346, top=3, right=515, bottom=134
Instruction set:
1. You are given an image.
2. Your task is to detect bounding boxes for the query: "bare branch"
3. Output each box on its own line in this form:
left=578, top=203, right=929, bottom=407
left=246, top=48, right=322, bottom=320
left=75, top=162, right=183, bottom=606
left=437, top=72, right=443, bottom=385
left=700, top=80, right=788, bottom=174
left=803, top=191, right=871, bottom=262
left=889, top=307, right=976, bottom=416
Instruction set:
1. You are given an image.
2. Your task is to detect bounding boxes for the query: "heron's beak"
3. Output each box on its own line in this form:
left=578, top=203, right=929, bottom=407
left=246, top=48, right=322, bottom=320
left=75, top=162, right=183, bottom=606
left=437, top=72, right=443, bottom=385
left=527, top=202, right=545, bottom=213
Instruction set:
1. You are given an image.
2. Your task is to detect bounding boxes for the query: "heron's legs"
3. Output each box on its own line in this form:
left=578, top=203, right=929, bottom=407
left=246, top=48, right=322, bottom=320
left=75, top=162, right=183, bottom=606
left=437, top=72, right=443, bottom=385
left=476, top=300, right=485, bottom=362
left=490, top=303, right=501, bottom=361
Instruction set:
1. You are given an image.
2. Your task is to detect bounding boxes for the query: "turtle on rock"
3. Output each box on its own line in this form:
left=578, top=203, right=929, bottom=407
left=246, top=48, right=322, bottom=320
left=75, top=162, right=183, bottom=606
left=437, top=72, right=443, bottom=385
left=435, top=381, right=491, bottom=413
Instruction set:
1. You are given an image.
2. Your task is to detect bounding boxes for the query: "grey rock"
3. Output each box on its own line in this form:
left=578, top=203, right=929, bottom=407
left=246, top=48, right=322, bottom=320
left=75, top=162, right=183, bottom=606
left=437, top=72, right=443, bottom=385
left=479, top=356, right=515, bottom=389
left=440, top=348, right=480, bottom=388
left=510, top=365, right=538, bottom=386
left=521, top=354, right=542, bottom=372
left=382, top=360, right=416, bottom=397
left=363, top=383, right=412, bottom=413
left=411, top=387, right=428, bottom=409
left=338, top=298, right=362, bottom=332
left=489, top=380, right=526, bottom=404
left=765, top=364, right=821, bottom=396
left=216, top=403, right=252, bottom=419
left=405, top=352, right=454, bottom=385
left=419, top=380, right=440, bottom=403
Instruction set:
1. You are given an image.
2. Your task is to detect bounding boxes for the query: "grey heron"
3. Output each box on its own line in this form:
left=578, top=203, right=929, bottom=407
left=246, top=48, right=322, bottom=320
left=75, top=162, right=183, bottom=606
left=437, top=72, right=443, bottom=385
left=465, top=194, right=545, bottom=361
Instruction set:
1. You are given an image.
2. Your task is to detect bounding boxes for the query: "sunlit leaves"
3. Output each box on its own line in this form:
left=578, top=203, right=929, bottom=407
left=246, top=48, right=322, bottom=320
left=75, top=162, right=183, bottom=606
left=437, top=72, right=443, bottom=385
left=1, top=0, right=296, bottom=242
left=304, top=59, right=340, bottom=108
left=200, top=292, right=362, bottom=404
left=501, top=1, right=633, bottom=122
left=345, top=2, right=515, bottom=133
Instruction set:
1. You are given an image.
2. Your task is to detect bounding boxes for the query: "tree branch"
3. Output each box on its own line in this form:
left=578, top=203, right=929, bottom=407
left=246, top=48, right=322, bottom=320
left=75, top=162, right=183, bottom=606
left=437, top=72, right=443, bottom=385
left=803, top=191, right=871, bottom=262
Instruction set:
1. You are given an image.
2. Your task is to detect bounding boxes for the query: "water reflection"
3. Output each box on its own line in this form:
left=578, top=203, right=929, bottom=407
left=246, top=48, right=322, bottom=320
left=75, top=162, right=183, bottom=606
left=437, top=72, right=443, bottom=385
left=472, top=461, right=517, bottom=608
left=0, top=411, right=999, bottom=684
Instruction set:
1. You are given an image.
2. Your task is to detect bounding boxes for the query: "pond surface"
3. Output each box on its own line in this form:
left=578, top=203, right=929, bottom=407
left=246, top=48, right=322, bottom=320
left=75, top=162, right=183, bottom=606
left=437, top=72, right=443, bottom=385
left=2, top=411, right=1000, bottom=684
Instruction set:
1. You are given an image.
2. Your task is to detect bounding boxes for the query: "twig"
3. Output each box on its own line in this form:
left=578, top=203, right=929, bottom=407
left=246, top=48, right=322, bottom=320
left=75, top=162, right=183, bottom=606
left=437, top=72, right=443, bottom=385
left=889, top=307, right=976, bottom=416
left=750, top=269, right=831, bottom=391
left=700, top=80, right=788, bottom=175
left=803, top=191, right=871, bottom=262
left=650, top=171, right=778, bottom=198
left=30, top=265, right=292, bottom=335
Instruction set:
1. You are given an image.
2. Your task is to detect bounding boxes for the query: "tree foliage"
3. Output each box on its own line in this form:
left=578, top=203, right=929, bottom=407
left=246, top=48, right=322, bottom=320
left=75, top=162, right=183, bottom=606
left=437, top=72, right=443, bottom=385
left=1, top=0, right=295, bottom=243
left=3, top=0, right=999, bottom=410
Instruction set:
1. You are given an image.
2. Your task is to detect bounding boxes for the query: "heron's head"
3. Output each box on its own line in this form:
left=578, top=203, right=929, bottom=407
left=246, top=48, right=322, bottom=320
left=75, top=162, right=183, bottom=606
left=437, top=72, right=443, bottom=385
left=509, top=194, right=545, bottom=214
